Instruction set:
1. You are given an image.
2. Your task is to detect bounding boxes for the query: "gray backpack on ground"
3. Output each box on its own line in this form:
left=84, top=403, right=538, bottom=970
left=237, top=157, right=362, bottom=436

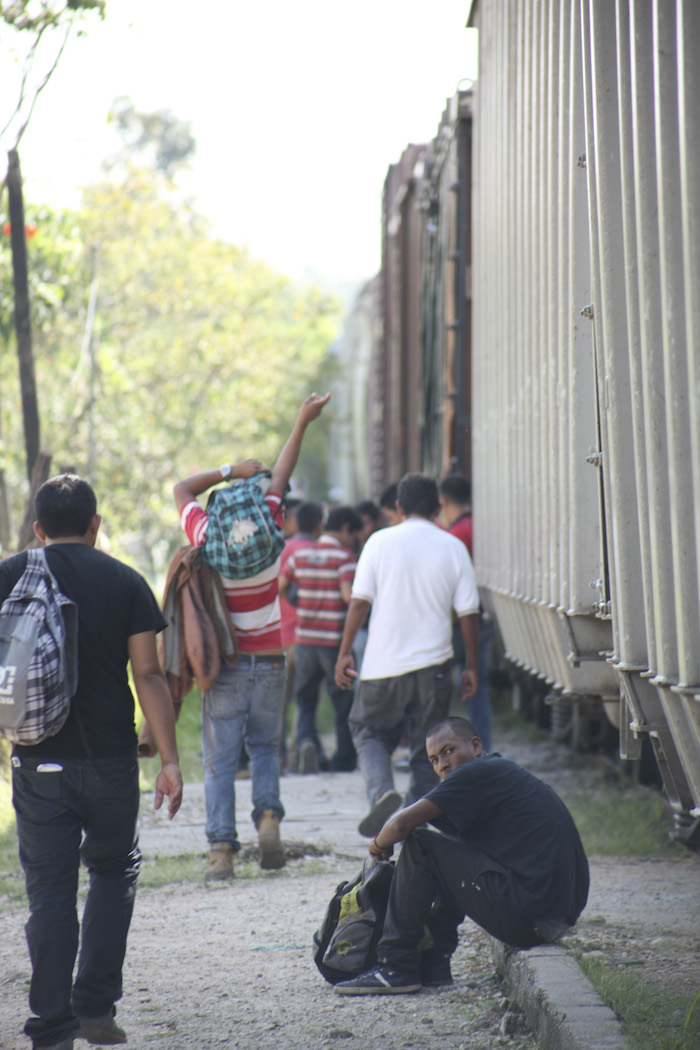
left=0, top=548, right=78, bottom=745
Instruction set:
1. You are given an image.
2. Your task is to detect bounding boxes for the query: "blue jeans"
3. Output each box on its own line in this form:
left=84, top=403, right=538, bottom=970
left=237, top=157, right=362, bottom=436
left=294, top=644, right=356, bottom=770
left=202, top=654, right=286, bottom=848
left=12, top=751, right=141, bottom=1048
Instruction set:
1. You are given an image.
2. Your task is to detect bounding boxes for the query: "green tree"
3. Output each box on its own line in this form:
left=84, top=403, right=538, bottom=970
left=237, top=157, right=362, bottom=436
left=1, top=1, right=106, bottom=150
left=0, top=169, right=339, bottom=571
left=107, top=97, right=196, bottom=178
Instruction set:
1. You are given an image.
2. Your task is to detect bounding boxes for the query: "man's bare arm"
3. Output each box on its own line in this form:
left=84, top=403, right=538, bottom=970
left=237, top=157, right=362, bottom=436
left=129, top=631, right=183, bottom=819
left=267, top=393, right=330, bottom=495
left=278, top=574, right=292, bottom=598
left=368, top=798, right=443, bottom=858
left=334, top=597, right=371, bottom=687
left=458, top=612, right=479, bottom=701
left=339, top=578, right=353, bottom=605
left=173, top=458, right=267, bottom=514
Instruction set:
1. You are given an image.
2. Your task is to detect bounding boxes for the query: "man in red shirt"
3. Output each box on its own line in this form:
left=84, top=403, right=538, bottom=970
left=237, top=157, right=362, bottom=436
left=173, top=393, right=329, bottom=879
left=280, top=505, right=362, bottom=773
left=279, top=501, right=324, bottom=770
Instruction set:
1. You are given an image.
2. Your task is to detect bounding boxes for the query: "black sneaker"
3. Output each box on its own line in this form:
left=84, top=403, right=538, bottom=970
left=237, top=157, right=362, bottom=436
left=334, top=966, right=422, bottom=995
left=419, top=948, right=453, bottom=986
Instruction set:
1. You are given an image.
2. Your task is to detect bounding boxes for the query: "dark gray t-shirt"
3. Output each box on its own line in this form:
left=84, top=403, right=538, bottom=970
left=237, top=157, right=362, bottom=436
left=0, top=543, right=166, bottom=759
left=426, top=754, right=589, bottom=921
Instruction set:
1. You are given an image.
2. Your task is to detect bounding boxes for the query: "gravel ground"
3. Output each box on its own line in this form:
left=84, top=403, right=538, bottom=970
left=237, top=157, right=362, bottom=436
left=0, top=859, right=537, bottom=1050
left=0, top=720, right=698, bottom=1050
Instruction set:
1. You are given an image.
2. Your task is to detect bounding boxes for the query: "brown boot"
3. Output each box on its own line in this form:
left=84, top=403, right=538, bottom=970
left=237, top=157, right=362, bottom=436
left=205, top=842, right=234, bottom=880
left=258, top=810, right=286, bottom=870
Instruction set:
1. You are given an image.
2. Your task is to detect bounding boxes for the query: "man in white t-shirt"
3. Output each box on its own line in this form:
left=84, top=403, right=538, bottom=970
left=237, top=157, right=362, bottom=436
left=335, top=473, right=480, bottom=837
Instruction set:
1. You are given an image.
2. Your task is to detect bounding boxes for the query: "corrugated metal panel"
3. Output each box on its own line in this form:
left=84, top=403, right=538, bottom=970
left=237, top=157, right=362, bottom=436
left=471, top=0, right=700, bottom=826
left=471, top=0, right=611, bottom=700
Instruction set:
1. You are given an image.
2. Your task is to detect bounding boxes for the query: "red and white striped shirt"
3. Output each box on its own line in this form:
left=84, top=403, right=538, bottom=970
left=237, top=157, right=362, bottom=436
left=180, top=494, right=284, bottom=652
left=282, top=535, right=356, bottom=647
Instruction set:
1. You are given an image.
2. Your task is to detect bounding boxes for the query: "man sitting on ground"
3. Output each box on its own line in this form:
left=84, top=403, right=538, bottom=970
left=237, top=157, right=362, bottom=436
left=335, top=716, right=589, bottom=995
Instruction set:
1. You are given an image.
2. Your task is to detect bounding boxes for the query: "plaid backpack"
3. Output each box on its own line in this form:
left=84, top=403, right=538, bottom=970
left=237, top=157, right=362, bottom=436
left=0, top=548, right=78, bottom=745
left=313, top=860, right=395, bottom=984
left=201, top=474, right=285, bottom=580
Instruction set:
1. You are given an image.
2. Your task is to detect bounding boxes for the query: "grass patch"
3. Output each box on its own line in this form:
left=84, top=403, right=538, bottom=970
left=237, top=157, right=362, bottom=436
left=580, top=959, right=700, bottom=1050
left=138, top=694, right=204, bottom=789
left=137, top=852, right=208, bottom=889
left=492, top=701, right=680, bottom=858
left=562, top=789, right=679, bottom=858
left=136, top=848, right=336, bottom=890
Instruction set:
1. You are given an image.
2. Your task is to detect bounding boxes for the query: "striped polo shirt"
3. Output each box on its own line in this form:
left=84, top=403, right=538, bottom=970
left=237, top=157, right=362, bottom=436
left=181, top=494, right=283, bottom=652
left=282, top=535, right=357, bottom=647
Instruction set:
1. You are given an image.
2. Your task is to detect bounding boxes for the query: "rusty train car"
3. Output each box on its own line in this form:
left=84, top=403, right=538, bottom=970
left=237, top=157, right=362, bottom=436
left=337, top=0, right=700, bottom=843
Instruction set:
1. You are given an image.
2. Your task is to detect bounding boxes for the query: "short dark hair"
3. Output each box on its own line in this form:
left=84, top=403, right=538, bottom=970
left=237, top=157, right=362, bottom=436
left=296, top=501, right=324, bottom=534
left=379, top=483, right=398, bottom=511
left=397, top=473, right=440, bottom=519
left=35, top=474, right=97, bottom=538
left=426, top=716, right=479, bottom=742
left=439, top=472, right=471, bottom=506
left=356, top=500, right=382, bottom=523
left=326, top=505, right=362, bottom=533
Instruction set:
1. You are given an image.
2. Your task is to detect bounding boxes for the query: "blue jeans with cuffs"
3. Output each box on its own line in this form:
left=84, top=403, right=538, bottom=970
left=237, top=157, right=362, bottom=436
left=202, top=654, right=286, bottom=848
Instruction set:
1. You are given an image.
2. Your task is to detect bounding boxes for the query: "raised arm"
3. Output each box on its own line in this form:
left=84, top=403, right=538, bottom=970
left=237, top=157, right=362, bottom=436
left=173, top=458, right=268, bottom=514
left=267, top=393, right=330, bottom=496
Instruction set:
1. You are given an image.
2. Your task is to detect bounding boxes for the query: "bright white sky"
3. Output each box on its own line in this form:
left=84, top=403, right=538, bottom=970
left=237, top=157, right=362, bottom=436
left=1, top=1, right=477, bottom=286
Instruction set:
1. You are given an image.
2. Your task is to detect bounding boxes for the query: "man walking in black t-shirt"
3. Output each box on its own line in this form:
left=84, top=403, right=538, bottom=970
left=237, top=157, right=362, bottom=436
left=335, top=716, right=589, bottom=995
left=0, top=474, right=183, bottom=1050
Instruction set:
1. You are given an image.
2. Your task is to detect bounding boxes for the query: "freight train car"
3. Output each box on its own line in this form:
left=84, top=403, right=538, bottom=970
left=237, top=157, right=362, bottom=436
left=467, top=0, right=700, bottom=843
left=336, top=0, right=700, bottom=843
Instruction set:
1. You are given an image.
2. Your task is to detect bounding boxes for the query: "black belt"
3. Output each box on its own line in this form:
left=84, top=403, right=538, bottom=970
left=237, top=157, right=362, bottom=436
left=236, top=653, right=285, bottom=667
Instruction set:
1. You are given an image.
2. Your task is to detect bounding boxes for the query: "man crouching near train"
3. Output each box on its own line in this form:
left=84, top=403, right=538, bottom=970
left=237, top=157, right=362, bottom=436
left=335, top=716, right=589, bottom=994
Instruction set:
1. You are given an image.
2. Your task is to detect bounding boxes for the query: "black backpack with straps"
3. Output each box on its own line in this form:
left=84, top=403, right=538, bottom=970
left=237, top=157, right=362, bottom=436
left=313, top=859, right=394, bottom=984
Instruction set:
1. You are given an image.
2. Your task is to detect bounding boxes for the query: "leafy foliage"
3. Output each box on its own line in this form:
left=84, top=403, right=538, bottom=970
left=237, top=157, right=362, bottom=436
left=108, top=97, right=196, bottom=178
left=1, top=1, right=106, bottom=151
left=0, top=168, right=340, bottom=572
left=0, top=1, right=105, bottom=32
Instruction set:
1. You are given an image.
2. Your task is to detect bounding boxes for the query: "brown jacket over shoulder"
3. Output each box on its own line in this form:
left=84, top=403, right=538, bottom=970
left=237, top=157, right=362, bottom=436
left=138, top=546, right=237, bottom=757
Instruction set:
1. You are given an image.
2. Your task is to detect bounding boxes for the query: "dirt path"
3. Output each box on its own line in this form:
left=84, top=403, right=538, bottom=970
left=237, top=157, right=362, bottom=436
left=0, top=860, right=537, bottom=1050
left=1, top=724, right=699, bottom=1049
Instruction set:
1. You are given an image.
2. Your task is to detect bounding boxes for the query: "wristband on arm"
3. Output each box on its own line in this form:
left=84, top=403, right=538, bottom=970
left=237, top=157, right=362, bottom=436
left=369, top=837, right=394, bottom=859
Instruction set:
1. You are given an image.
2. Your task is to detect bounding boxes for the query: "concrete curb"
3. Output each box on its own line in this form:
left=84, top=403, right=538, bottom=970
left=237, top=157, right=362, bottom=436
left=492, top=941, right=629, bottom=1050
